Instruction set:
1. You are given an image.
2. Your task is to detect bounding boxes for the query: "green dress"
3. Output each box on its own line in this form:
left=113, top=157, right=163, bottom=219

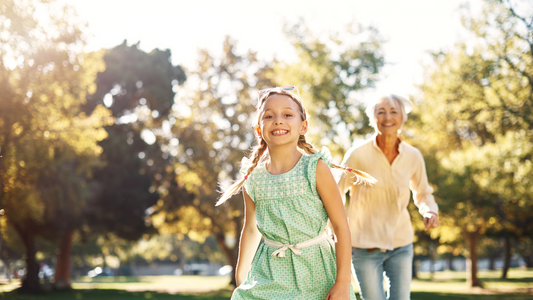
left=231, top=147, right=356, bottom=300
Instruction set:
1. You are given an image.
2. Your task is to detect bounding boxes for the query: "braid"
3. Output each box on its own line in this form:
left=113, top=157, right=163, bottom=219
left=298, top=135, right=376, bottom=186
left=216, top=139, right=268, bottom=206
left=297, top=134, right=318, bottom=155
left=332, top=163, right=377, bottom=185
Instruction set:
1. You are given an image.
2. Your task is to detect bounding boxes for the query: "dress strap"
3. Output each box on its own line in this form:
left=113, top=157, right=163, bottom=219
left=263, top=232, right=329, bottom=258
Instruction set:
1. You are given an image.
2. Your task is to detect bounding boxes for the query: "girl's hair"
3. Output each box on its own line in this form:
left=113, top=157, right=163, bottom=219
left=216, top=89, right=376, bottom=206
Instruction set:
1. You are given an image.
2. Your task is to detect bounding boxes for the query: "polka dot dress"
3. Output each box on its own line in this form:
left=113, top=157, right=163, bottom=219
left=231, top=147, right=356, bottom=300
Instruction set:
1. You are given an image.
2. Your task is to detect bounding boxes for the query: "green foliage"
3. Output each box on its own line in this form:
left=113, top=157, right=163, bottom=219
left=272, top=21, right=386, bottom=154
left=409, top=0, right=533, bottom=285
left=0, top=0, right=114, bottom=290
left=85, top=41, right=185, bottom=119
left=412, top=0, right=533, bottom=241
left=83, top=41, right=187, bottom=242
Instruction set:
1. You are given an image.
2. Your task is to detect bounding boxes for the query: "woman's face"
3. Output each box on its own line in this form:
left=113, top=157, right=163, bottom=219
left=375, top=98, right=403, bottom=135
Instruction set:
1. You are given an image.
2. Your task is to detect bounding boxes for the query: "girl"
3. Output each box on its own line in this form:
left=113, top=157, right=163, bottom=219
left=216, top=86, right=375, bottom=300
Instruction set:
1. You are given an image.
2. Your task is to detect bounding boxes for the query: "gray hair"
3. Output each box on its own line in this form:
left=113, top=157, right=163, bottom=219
left=365, top=94, right=411, bottom=132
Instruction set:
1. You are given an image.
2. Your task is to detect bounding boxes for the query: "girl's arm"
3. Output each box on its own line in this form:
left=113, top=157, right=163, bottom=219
left=316, top=159, right=352, bottom=300
left=235, top=187, right=262, bottom=286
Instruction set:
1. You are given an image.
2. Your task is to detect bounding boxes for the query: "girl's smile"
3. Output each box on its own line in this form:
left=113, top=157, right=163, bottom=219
left=259, top=94, right=307, bottom=146
left=271, top=129, right=288, bottom=136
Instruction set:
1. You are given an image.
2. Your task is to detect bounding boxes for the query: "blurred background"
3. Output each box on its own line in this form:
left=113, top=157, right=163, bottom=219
left=0, top=0, right=532, bottom=296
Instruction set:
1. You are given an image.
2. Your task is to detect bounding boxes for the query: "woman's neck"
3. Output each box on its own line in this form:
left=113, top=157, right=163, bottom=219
left=376, top=132, right=400, bottom=163
left=267, top=146, right=302, bottom=175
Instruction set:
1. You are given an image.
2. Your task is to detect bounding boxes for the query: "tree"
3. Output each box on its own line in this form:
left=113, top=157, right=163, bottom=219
left=0, top=0, right=113, bottom=291
left=412, top=0, right=533, bottom=287
left=273, top=21, right=386, bottom=154
left=82, top=40, right=187, bottom=266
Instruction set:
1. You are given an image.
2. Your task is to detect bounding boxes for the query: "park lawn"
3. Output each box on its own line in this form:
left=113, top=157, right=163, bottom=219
left=72, top=275, right=231, bottom=293
left=0, top=269, right=530, bottom=299
left=352, top=268, right=532, bottom=299
left=0, top=288, right=233, bottom=300
left=410, top=269, right=533, bottom=293
left=378, top=269, right=532, bottom=300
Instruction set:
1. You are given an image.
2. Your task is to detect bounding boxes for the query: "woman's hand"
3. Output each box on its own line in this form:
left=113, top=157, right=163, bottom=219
left=424, top=212, right=440, bottom=230
left=325, top=281, right=351, bottom=300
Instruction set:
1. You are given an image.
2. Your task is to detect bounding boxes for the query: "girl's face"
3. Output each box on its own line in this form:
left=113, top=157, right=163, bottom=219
left=375, top=98, right=403, bottom=135
left=258, top=94, right=308, bottom=148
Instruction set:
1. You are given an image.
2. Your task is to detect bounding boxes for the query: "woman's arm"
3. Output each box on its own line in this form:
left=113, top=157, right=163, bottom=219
left=410, top=151, right=440, bottom=231
left=316, top=159, right=352, bottom=300
left=235, top=187, right=262, bottom=286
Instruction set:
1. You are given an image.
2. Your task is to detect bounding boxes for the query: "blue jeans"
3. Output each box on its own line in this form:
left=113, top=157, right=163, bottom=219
left=351, top=243, right=413, bottom=300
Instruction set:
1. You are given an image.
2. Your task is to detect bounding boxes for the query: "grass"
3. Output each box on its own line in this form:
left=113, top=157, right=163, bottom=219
left=72, top=275, right=231, bottom=293
left=411, top=269, right=533, bottom=293
left=0, top=269, right=530, bottom=299
left=0, top=289, right=233, bottom=300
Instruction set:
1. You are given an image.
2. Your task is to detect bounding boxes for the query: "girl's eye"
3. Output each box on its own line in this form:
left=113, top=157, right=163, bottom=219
left=264, top=115, right=272, bottom=119
left=285, top=114, right=292, bottom=117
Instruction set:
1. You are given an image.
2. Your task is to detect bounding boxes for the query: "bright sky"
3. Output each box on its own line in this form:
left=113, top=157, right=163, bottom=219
left=67, top=0, right=483, bottom=101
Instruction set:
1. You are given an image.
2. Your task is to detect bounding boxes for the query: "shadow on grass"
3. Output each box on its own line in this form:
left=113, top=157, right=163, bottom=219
left=410, top=292, right=533, bottom=300
left=355, top=292, right=532, bottom=300
left=482, top=277, right=533, bottom=284
left=416, top=277, right=533, bottom=284
left=415, top=277, right=466, bottom=283
left=0, top=289, right=233, bottom=300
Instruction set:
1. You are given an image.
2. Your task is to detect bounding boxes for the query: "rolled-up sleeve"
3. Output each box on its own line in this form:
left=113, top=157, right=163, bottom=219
left=410, top=150, right=438, bottom=216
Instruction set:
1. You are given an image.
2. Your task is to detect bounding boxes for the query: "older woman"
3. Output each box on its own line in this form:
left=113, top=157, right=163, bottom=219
left=338, top=94, right=439, bottom=300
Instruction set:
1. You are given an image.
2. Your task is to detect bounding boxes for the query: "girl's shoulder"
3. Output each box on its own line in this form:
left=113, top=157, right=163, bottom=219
left=304, top=147, right=333, bottom=197
left=306, top=146, right=333, bottom=168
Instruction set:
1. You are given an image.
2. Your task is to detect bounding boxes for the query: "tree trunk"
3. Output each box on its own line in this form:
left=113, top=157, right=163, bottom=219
left=448, top=257, right=455, bottom=271
left=429, top=243, right=436, bottom=280
left=215, top=231, right=238, bottom=287
left=488, top=256, right=495, bottom=270
left=523, top=254, right=533, bottom=268
left=501, top=234, right=511, bottom=279
left=53, top=229, right=74, bottom=290
left=412, top=257, right=418, bottom=279
left=464, top=229, right=483, bottom=288
left=102, top=253, right=107, bottom=269
left=14, top=224, right=40, bottom=292
left=179, top=250, right=186, bottom=275
left=1, top=259, right=12, bottom=283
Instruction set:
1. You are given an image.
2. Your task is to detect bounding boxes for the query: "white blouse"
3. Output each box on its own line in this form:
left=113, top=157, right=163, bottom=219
left=337, top=135, right=438, bottom=251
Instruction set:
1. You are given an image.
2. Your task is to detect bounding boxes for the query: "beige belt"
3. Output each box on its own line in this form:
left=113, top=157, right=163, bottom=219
left=264, top=232, right=329, bottom=258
